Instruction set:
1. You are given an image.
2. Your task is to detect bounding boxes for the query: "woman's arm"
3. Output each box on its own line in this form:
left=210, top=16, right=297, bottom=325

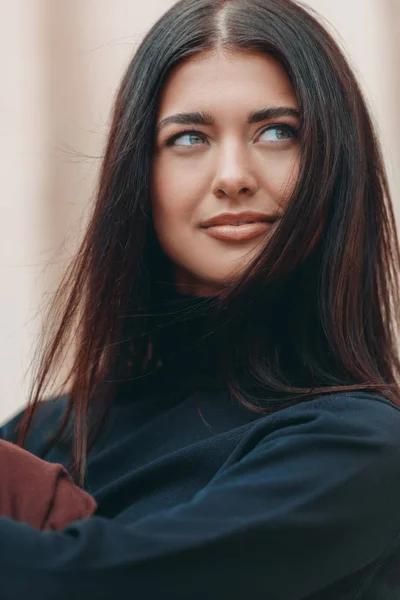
left=0, top=395, right=400, bottom=600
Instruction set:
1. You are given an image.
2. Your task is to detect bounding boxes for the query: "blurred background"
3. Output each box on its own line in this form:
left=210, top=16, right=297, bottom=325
left=0, top=0, right=399, bottom=423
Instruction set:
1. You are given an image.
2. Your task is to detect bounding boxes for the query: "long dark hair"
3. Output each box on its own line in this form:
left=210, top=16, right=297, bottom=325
left=16, top=0, right=400, bottom=484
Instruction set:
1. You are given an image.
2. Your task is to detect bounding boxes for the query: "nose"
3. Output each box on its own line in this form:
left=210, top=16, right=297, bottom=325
left=211, top=142, right=259, bottom=201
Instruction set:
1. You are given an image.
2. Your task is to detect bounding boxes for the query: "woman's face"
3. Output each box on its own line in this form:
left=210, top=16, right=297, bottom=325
left=152, top=50, right=300, bottom=296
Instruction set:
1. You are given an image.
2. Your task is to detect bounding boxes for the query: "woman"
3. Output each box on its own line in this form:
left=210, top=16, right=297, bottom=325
left=1, top=0, right=400, bottom=597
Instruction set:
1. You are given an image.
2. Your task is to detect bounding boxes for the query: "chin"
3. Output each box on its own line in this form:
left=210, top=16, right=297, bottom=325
left=174, top=262, right=249, bottom=297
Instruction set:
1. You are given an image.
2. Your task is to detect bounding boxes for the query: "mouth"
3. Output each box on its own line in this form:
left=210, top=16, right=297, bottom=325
left=200, top=212, right=280, bottom=242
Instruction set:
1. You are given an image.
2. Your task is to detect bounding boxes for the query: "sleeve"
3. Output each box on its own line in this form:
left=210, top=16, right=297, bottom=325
left=0, top=407, right=25, bottom=442
left=0, top=395, right=400, bottom=600
left=0, top=396, right=68, bottom=454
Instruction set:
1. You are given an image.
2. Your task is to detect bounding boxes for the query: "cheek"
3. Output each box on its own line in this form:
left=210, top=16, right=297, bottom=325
left=151, top=156, right=206, bottom=232
left=152, top=190, right=195, bottom=235
left=151, top=168, right=196, bottom=257
left=261, top=152, right=299, bottom=205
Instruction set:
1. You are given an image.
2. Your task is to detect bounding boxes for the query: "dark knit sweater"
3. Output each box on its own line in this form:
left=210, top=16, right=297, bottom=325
left=0, top=296, right=400, bottom=599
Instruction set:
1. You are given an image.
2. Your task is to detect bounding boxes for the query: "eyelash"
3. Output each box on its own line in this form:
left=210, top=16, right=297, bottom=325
left=164, top=124, right=298, bottom=147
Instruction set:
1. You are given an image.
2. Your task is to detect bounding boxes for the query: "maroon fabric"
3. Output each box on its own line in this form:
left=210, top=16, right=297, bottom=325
left=0, top=439, right=97, bottom=531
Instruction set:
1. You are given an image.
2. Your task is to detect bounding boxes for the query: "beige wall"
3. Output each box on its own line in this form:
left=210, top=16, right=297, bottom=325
left=0, top=0, right=399, bottom=423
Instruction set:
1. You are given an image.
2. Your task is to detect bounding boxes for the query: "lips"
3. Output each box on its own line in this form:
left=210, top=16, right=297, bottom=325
left=201, top=211, right=278, bottom=228
left=200, top=212, right=280, bottom=242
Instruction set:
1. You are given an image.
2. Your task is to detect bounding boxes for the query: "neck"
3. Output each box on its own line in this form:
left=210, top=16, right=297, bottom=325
left=172, top=270, right=223, bottom=297
left=150, top=287, right=216, bottom=364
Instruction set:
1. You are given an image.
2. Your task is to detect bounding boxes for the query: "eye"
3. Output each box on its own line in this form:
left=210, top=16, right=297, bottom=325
left=259, top=125, right=297, bottom=143
left=166, top=130, right=207, bottom=147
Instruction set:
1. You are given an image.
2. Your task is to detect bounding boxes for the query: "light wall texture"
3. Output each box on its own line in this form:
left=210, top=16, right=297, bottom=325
left=0, top=0, right=399, bottom=423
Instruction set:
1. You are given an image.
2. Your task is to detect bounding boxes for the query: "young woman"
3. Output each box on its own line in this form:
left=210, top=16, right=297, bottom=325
left=1, top=0, right=400, bottom=597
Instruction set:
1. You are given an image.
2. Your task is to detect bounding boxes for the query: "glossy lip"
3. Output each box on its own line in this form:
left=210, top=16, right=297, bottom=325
left=200, top=211, right=280, bottom=242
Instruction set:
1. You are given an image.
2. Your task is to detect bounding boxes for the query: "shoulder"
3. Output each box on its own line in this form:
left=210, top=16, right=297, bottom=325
left=264, top=390, right=400, bottom=441
left=246, top=391, right=400, bottom=503
left=255, top=391, right=400, bottom=462
left=0, top=394, right=69, bottom=456
left=238, top=391, right=400, bottom=542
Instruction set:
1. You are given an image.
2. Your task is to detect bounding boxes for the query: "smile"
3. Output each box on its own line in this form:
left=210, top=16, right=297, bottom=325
left=200, top=211, right=279, bottom=241
left=202, top=221, right=275, bottom=241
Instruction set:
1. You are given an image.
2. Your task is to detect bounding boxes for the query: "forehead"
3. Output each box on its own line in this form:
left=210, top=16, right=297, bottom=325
left=157, top=50, right=297, bottom=118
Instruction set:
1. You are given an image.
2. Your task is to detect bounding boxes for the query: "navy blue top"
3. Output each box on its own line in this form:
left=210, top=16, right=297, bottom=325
left=1, top=385, right=400, bottom=599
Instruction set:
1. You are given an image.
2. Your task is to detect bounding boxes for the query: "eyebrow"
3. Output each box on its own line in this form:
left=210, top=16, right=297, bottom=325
left=156, top=106, right=300, bottom=132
